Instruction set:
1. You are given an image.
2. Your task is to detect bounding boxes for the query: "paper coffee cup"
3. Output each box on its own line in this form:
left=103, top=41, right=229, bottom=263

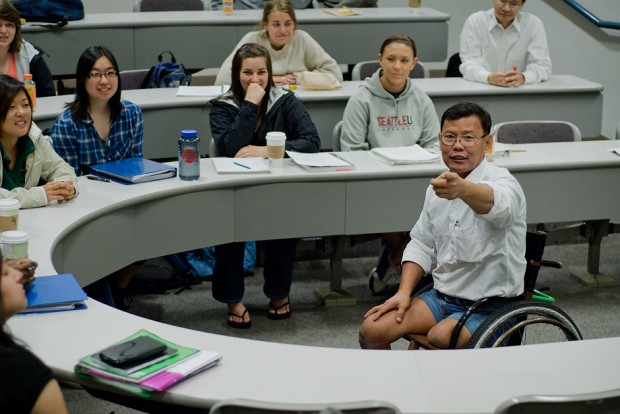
left=0, top=199, right=20, bottom=233
left=1, top=230, right=29, bottom=260
left=266, top=132, right=286, bottom=167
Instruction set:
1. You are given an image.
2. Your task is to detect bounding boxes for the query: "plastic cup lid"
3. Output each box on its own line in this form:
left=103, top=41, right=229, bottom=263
left=0, top=199, right=20, bottom=209
left=1, top=230, right=29, bottom=243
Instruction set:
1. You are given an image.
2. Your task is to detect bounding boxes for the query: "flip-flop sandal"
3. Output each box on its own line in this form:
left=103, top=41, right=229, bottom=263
left=228, top=308, right=252, bottom=329
left=268, top=300, right=291, bottom=320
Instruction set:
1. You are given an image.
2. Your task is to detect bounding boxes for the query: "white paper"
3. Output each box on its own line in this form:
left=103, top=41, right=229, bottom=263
left=370, top=145, right=440, bottom=164
left=286, top=151, right=351, bottom=167
left=211, top=157, right=270, bottom=173
left=176, top=85, right=229, bottom=97
left=607, top=147, right=620, bottom=156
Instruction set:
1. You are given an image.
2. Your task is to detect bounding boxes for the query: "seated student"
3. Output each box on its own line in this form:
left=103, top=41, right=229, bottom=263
left=459, top=0, right=551, bottom=87
left=209, top=43, right=320, bottom=328
left=51, top=46, right=144, bottom=310
left=215, top=0, right=342, bottom=86
left=359, top=102, right=527, bottom=350
left=0, top=75, right=77, bottom=208
left=0, top=0, right=56, bottom=97
left=0, top=252, right=69, bottom=413
left=340, top=34, right=439, bottom=295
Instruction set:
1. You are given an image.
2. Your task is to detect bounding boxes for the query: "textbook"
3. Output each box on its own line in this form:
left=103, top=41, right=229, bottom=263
left=212, top=157, right=270, bottom=174
left=369, top=145, right=440, bottom=165
left=19, top=274, right=87, bottom=314
left=89, top=158, right=177, bottom=184
left=286, top=151, right=354, bottom=172
left=75, top=330, right=222, bottom=395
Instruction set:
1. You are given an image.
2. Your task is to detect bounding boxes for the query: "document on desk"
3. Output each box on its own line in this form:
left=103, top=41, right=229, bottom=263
left=286, top=151, right=354, bottom=172
left=369, top=145, right=440, bottom=165
left=212, top=157, right=270, bottom=174
left=176, top=85, right=229, bottom=97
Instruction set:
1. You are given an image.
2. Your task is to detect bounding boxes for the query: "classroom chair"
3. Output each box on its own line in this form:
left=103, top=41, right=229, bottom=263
left=445, top=52, right=462, bottom=77
left=493, top=120, right=582, bottom=144
left=494, top=388, right=620, bottom=414
left=134, top=0, right=207, bottom=11
left=350, top=61, right=428, bottom=81
left=119, top=69, right=150, bottom=90
left=209, top=398, right=402, bottom=414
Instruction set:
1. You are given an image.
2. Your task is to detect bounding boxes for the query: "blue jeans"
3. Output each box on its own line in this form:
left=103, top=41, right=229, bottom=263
left=212, top=238, right=299, bottom=303
left=419, top=288, right=512, bottom=336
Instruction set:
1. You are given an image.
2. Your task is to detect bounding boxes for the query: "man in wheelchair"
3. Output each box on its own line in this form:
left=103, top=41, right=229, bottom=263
left=359, top=102, right=527, bottom=350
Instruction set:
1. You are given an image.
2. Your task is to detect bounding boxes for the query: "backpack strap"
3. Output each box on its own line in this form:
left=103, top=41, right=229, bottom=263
left=157, top=51, right=177, bottom=64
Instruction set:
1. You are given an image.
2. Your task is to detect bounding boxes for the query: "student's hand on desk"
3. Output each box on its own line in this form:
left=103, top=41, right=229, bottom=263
left=364, top=291, right=411, bottom=323
left=273, top=74, right=297, bottom=86
left=44, top=181, right=76, bottom=203
left=234, top=145, right=268, bottom=158
left=431, top=172, right=466, bottom=200
left=488, top=66, right=525, bottom=87
left=6, top=258, right=38, bottom=287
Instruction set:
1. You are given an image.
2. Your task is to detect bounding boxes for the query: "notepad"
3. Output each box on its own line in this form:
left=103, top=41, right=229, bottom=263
left=286, top=151, right=354, bottom=172
left=19, top=274, right=87, bottom=314
left=90, top=158, right=177, bottom=184
left=369, top=145, right=440, bottom=165
left=212, top=157, right=270, bottom=174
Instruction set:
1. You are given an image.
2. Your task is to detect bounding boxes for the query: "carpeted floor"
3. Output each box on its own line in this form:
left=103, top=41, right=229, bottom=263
left=60, top=233, right=620, bottom=413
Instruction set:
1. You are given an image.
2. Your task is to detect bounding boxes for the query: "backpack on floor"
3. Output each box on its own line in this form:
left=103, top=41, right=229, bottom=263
left=166, top=242, right=257, bottom=280
left=142, top=51, right=191, bottom=88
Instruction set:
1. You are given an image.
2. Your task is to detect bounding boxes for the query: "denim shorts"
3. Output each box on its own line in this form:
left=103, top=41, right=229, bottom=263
left=418, top=288, right=511, bottom=336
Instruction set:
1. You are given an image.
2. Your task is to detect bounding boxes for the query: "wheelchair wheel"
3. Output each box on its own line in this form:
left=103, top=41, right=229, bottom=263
left=467, top=301, right=582, bottom=349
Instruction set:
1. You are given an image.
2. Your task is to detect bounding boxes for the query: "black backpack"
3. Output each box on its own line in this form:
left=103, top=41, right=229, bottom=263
left=142, top=51, right=192, bottom=88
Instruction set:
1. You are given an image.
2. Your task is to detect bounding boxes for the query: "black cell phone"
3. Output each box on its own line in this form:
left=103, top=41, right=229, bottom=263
left=99, top=335, right=167, bottom=367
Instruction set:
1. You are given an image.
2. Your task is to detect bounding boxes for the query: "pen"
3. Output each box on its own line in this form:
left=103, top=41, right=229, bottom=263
left=86, top=175, right=111, bottom=183
left=233, top=161, right=251, bottom=170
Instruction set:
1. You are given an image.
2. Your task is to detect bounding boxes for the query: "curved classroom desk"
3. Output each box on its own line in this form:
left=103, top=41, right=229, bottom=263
left=21, top=8, right=449, bottom=76
left=33, top=75, right=604, bottom=160
left=7, top=140, right=620, bottom=413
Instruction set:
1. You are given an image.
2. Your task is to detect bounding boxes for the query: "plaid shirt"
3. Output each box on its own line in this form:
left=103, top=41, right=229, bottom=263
left=51, top=99, right=144, bottom=176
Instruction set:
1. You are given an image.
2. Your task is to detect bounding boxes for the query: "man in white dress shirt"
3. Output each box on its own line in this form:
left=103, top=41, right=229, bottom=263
left=459, top=0, right=551, bottom=87
left=359, top=102, right=527, bottom=350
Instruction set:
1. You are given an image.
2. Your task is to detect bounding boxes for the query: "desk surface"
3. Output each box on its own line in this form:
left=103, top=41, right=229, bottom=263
left=8, top=140, right=620, bottom=413
left=34, top=75, right=605, bottom=159
left=21, top=8, right=449, bottom=75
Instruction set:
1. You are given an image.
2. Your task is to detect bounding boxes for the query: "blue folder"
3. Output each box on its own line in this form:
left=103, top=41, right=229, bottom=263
left=89, top=157, right=177, bottom=184
left=19, top=274, right=88, bottom=314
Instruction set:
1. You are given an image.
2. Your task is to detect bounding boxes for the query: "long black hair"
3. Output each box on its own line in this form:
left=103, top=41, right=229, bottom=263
left=230, top=43, right=274, bottom=131
left=67, top=46, right=123, bottom=123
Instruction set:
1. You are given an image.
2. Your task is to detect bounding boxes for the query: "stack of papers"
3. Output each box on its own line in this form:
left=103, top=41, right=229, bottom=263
left=19, top=274, right=87, bottom=314
left=75, top=330, right=222, bottom=396
left=369, top=145, right=440, bottom=165
left=212, top=157, right=270, bottom=174
left=176, top=85, right=229, bottom=97
left=90, top=158, right=177, bottom=184
left=286, top=151, right=354, bottom=172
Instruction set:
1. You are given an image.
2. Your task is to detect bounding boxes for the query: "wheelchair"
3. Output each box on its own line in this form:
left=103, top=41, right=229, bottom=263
left=405, top=231, right=583, bottom=350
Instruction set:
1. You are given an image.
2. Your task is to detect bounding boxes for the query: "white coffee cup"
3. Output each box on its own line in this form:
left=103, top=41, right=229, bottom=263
left=0, top=199, right=20, bottom=233
left=266, top=131, right=286, bottom=168
left=1, top=230, right=29, bottom=260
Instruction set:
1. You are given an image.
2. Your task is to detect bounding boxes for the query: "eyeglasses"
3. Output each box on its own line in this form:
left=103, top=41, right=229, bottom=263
left=88, top=70, right=118, bottom=80
left=440, top=133, right=488, bottom=147
left=497, top=0, right=522, bottom=9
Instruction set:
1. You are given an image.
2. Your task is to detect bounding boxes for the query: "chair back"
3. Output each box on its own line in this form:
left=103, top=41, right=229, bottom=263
left=351, top=61, right=428, bottom=81
left=332, top=120, right=343, bottom=151
left=445, top=52, right=462, bottom=77
left=209, top=398, right=402, bottom=414
left=493, top=121, right=582, bottom=144
left=134, top=0, right=206, bottom=11
left=209, top=138, right=220, bottom=157
left=119, top=69, right=150, bottom=90
left=495, top=388, right=620, bottom=414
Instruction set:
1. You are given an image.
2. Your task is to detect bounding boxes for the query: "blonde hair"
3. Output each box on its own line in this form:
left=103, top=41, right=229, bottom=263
left=259, top=0, right=297, bottom=33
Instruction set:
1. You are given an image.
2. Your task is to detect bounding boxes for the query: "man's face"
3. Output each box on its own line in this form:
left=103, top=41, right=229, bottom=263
left=439, top=116, right=492, bottom=178
left=493, top=0, right=524, bottom=28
